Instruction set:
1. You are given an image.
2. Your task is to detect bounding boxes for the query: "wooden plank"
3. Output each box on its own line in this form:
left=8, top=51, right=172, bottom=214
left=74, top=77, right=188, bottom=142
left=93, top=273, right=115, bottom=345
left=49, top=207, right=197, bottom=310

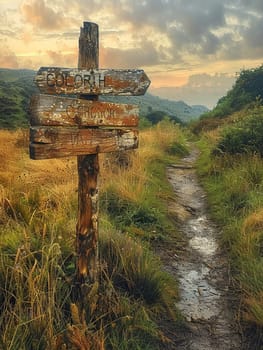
left=77, top=21, right=99, bottom=288
left=78, top=21, right=98, bottom=70
left=29, top=126, right=139, bottom=159
left=29, top=94, right=139, bottom=127
left=34, top=67, right=151, bottom=96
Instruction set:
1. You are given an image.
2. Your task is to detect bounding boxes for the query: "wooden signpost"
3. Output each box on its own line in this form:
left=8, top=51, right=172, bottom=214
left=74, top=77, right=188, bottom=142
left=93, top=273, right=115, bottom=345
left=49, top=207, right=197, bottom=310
left=35, top=67, right=150, bottom=96
left=29, top=22, right=150, bottom=288
left=30, top=94, right=139, bottom=127
left=30, top=127, right=139, bottom=159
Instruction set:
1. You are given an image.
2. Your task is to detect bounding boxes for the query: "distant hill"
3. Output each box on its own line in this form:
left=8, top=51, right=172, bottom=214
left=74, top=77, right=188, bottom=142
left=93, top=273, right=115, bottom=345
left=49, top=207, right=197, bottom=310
left=0, top=68, right=208, bottom=129
left=101, top=94, right=209, bottom=123
left=0, top=69, right=36, bottom=82
left=0, top=69, right=37, bottom=128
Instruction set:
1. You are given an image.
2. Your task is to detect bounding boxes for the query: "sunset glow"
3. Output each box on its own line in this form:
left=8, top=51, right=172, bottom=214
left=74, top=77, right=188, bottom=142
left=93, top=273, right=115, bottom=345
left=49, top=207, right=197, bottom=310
left=1, top=0, right=263, bottom=107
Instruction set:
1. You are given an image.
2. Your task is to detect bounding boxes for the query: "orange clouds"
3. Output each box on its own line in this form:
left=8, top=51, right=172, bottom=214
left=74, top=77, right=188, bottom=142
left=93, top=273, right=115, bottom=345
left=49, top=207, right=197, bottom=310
left=21, top=0, right=72, bottom=30
left=0, top=46, right=19, bottom=68
left=100, top=42, right=159, bottom=69
left=1, top=0, right=263, bottom=107
left=46, top=50, right=77, bottom=67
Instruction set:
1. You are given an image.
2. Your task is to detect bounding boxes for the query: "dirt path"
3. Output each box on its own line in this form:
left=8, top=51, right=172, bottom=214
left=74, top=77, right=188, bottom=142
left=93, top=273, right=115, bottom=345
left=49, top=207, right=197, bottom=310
left=159, top=148, right=242, bottom=349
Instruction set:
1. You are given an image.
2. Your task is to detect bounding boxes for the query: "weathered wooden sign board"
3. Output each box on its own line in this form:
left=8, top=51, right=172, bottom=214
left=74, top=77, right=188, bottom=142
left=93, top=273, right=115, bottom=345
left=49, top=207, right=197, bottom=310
left=30, top=127, right=139, bottom=159
left=30, top=94, right=139, bottom=127
left=29, top=21, right=150, bottom=288
left=35, top=67, right=150, bottom=96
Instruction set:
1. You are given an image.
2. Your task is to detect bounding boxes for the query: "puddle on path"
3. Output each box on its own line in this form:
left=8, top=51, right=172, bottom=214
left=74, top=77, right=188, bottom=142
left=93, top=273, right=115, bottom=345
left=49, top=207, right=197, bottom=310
left=165, top=150, right=242, bottom=350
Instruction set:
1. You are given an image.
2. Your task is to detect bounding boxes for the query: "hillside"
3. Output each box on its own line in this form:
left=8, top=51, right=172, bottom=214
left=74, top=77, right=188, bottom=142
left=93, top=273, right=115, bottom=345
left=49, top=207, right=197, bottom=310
left=102, top=94, right=208, bottom=123
left=0, top=69, right=37, bottom=129
left=191, top=64, right=263, bottom=348
left=0, top=68, right=208, bottom=129
left=194, top=65, right=263, bottom=126
left=191, top=65, right=263, bottom=134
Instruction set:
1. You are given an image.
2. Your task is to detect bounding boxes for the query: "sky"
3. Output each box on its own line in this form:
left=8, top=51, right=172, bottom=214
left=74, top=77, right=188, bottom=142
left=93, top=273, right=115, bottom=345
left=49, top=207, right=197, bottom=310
left=1, top=0, right=263, bottom=108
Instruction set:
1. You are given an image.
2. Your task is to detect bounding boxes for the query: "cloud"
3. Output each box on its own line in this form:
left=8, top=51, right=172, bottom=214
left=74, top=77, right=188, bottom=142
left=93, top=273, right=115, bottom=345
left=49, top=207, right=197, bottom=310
left=21, top=0, right=76, bottom=30
left=0, top=45, right=19, bottom=68
left=100, top=41, right=160, bottom=68
left=0, top=29, right=16, bottom=37
left=2, top=0, right=263, bottom=107
left=239, top=0, right=263, bottom=13
left=46, top=50, right=77, bottom=66
left=150, top=73, right=236, bottom=108
left=115, top=0, right=171, bottom=30
left=242, top=18, right=263, bottom=56
left=218, top=7, right=263, bottom=60
left=17, top=0, right=263, bottom=69
left=111, top=0, right=226, bottom=58
left=97, top=0, right=263, bottom=65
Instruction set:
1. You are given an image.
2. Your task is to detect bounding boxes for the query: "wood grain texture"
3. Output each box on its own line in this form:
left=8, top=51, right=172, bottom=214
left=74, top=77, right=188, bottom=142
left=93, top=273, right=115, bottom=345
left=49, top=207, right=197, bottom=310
left=34, top=67, right=151, bottom=96
left=29, top=127, right=138, bottom=159
left=76, top=21, right=100, bottom=286
left=29, top=94, right=139, bottom=127
left=76, top=153, right=99, bottom=285
left=78, top=22, right=98, bottom=70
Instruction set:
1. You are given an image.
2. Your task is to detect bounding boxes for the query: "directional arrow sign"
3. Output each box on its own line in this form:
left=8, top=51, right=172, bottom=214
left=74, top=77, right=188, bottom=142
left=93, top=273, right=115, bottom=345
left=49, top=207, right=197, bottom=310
left=30, top=126, right=139, bottom=159
left=35, top=67, right=151, bottom=96
left=30, top=94, right=139, bottom=127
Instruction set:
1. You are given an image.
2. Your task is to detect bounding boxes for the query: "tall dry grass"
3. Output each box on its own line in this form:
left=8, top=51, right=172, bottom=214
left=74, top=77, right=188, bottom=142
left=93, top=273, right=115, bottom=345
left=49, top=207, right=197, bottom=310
left=0, top=122, right=183, bottom=349
left=101, top=121, right=183, bottom=202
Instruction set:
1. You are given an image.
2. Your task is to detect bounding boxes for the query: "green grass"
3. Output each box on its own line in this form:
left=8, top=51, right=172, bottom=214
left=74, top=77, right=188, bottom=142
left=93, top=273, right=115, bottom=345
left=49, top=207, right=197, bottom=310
left=0, top=222, right=178, bottom=349
left=196, top=132, right=263, bottom=342
left=0, top=123, right=186, bottom=349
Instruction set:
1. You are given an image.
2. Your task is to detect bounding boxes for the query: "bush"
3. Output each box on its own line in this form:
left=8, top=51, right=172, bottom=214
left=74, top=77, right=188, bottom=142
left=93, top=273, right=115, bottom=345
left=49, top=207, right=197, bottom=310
left=214, top=107, right=263, bottom=157
left=203, top=65, right=263, bottom=120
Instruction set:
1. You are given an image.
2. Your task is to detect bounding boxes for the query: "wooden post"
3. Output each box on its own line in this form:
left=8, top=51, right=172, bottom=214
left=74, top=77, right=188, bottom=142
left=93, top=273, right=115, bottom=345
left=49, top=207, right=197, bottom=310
left=76, top=22, right=99, bottom=285
left=29, top=20, right=150, bottom=290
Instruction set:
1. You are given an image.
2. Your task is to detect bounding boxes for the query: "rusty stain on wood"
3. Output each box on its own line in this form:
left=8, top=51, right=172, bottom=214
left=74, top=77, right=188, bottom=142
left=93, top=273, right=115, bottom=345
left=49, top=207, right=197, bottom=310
left=29, top=126, right=138, bottom=159
left=76, top=22, right=100, bottom=285
left=76, top=153, right=99, bottom=284
left=29, top=94, right=139, bottom=127
left=34, top=67, right=151, bottom=96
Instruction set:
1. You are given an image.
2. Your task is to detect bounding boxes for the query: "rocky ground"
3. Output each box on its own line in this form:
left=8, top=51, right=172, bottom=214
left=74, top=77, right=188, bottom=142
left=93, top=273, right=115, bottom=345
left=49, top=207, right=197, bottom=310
left=156, top=149, right=244, bottom=349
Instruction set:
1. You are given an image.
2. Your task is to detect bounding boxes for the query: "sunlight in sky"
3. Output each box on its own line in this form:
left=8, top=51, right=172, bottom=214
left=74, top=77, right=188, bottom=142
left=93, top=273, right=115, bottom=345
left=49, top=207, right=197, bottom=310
left=1, top=0, right=262, bottom=108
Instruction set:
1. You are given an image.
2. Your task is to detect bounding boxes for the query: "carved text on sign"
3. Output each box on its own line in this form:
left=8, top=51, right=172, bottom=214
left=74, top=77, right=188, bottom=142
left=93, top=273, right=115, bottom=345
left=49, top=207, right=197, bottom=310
left=30, top=95, right=139, bottom=127
left=35, top=67, right=151, bottom=95
left=46, top=70, right=105, bottom=90
left=29, top=126, right=139, bottom=159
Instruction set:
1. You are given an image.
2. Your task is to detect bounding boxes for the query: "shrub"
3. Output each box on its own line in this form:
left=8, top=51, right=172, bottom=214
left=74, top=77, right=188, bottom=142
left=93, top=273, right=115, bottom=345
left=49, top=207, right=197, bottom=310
left=214, top=107, right=263, bottom=157
left=197, top=65, right=263, bottom=121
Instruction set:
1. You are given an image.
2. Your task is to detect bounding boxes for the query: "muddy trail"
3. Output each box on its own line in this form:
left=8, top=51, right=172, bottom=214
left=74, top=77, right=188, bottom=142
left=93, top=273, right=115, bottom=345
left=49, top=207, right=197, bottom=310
left=158, top=148, right=243, bottom=349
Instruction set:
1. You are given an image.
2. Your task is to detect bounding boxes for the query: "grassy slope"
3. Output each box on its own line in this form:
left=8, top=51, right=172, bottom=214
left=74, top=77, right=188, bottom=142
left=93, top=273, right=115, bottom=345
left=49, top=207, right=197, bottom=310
left=0, top=122, right=186, bottom=349
left=194, top=106, right=263, bottom=347
left=0, top=69, right=37, bottom=129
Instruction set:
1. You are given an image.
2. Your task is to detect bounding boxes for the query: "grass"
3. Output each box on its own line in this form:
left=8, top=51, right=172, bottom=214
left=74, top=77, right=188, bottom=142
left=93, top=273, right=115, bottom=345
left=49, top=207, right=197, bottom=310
left=0, top=121, right=185, bottom=349
left=100, top=120, right=187, bottom=242
left=196, top=109, right=263, bottom=345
